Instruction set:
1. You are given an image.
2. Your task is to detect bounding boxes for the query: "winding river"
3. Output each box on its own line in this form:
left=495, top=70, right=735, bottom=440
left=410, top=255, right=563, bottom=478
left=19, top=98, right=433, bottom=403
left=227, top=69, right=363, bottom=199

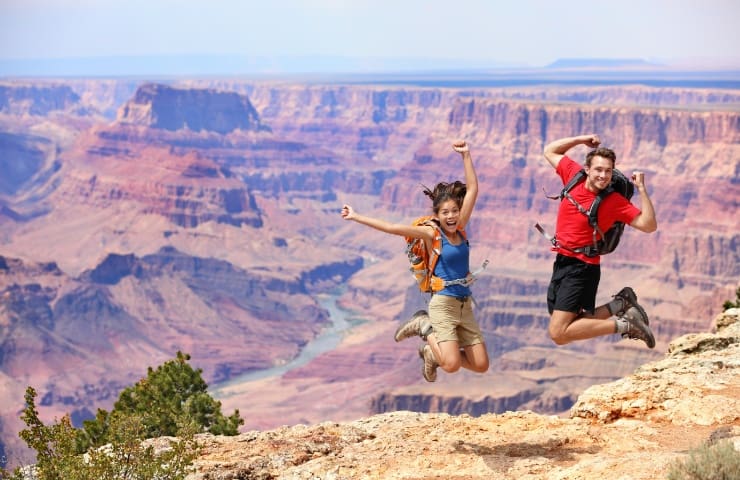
left=212, top=289, right=353, bottom=397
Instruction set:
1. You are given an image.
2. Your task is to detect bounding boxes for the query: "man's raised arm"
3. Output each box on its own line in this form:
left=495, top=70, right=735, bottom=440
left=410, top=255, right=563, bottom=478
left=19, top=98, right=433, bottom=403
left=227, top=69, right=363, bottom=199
left=543, top=134, right=601, bottom=169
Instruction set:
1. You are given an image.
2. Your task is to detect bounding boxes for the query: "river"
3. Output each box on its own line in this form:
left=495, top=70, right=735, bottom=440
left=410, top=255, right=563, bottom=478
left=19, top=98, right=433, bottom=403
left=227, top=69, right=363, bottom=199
left=211, top=289, right=353, bottom=397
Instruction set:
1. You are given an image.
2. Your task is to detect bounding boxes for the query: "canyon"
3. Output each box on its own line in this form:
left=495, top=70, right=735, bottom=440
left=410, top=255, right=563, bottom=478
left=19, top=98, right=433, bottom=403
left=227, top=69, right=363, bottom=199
left=0, top=77, right=737, bottom=465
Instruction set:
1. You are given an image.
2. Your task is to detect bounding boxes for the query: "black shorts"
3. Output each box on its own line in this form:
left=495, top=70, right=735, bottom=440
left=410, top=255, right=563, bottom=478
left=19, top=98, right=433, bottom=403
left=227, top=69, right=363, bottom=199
left=547, top=254, right=601, bottom=315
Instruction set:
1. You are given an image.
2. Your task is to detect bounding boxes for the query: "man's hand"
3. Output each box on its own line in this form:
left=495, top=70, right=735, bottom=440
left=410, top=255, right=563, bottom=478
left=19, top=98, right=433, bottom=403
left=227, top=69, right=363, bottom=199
left=544, top=134, right=600, bottom=169
left=632, top=171, right=646, bottom=191
left=629, top=171, right=657, bottom=233
left=582, top=134, right=601, bottom=148
left=452, top=140, right=469, bottom=154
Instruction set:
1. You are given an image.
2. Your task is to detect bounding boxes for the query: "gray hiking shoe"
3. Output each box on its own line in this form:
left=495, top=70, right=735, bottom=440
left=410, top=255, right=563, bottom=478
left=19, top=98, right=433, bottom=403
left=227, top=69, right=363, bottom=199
left=394, top=310, right=433, bottom=342
left=621, top=306, right=656, bottom=349
left=418, top=344, right=439, bottom=382
left=613, top=287, right=649, bottom=325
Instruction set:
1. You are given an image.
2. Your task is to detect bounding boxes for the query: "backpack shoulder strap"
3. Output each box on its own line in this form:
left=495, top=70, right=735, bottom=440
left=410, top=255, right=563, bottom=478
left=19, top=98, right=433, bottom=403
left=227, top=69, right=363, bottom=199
left=544, top=169, right=586, bottom=200
left=414, top=215, right=442, bottom=257
left=560, top=169, right=591, bottom=218
left=562, top=169, right=586, bottom=197
left=419, top=218, right=442, bottom=264
left=586, top=185, right=615, bottom=228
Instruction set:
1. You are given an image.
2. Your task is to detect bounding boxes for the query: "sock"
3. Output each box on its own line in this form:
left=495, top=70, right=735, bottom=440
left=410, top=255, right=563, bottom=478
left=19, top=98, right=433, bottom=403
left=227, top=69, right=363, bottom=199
left=420, top=321, right=433, bottom=340
left=615, top=318, right=629, bottom=334
left=607, top=297, right=626, bottom=316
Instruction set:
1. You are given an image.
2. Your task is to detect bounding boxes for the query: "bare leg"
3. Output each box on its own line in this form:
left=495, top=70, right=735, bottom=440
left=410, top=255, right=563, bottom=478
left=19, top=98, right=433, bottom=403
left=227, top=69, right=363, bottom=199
left=427, top=334, right=489, bottom=373
left=426, top=333, right=462, bottom=373
left=461, top=343, right=489, bottom=373
left=578, top=304, right=613, bottom=320
left=548, top=305, right=616, bottom=345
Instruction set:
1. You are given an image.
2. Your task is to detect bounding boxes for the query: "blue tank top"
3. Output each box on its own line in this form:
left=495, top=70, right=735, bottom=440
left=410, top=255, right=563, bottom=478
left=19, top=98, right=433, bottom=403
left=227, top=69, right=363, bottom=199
left=434, top=231, right=471, bottom=298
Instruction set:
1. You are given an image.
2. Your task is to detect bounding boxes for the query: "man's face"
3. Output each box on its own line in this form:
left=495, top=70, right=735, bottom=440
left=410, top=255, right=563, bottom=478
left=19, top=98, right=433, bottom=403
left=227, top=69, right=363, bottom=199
left=585, top=156, right=614, bottom=192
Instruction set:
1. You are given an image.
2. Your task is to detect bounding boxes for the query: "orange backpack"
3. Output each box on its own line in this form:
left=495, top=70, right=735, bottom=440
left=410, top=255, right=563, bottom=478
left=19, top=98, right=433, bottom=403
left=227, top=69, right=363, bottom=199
left=405, top=216, right=469, bottom=293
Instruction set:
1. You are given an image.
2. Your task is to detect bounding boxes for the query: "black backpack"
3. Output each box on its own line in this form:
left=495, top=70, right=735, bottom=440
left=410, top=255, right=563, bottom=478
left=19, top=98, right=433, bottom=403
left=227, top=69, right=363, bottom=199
left=535, top=168, right=634, bottom=257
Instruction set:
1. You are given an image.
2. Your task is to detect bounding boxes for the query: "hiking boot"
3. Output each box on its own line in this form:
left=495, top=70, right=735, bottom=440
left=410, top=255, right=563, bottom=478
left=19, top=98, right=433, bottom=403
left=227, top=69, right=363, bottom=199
left=394, top=310, right=433, bottom=342
left=613, top=287, right=649, bottom=325
left=418, top=344, right=439, bottom=382
left=621, top=306, right=656, bottom=349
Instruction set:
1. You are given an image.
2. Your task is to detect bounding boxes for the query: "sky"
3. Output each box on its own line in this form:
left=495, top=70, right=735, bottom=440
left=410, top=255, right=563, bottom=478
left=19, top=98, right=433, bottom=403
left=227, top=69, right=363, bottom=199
left=1, top=0, right=739, bottom=74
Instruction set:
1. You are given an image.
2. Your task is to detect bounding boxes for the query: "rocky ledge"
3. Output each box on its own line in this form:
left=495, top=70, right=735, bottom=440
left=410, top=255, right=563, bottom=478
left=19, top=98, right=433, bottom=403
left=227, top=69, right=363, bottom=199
left=176, top=308, right=740, bottom=479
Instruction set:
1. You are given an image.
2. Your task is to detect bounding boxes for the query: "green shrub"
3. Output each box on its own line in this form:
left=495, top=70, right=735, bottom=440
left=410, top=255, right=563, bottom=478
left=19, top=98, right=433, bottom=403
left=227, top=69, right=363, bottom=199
left=0, top=352, right=237, bottom=478
left=667, top=439, right=740, bottom=480
left=723, top=286, right=740, bottom=311
left=0, top=387, right=199, bottom=480
left=76, top=351, right=242, bottom=453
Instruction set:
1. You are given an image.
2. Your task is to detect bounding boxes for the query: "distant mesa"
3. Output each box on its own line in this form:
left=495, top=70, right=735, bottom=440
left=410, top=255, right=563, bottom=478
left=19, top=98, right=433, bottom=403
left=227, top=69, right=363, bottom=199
left=546, top=58, right=660, bottom=69
left=0, top=83, right=80, bottom=115
left=117, top=83, right=271, bottom=134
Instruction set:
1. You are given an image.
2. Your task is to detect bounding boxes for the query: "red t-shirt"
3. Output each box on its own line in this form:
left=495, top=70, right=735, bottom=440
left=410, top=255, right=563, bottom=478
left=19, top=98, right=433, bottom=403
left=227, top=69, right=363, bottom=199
left=554, top=156, right=640, bottom=265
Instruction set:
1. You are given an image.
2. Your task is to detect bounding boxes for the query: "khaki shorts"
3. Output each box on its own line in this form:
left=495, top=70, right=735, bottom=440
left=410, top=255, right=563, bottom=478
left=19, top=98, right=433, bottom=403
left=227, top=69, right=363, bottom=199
left=428, top=294, right=484, bottom=347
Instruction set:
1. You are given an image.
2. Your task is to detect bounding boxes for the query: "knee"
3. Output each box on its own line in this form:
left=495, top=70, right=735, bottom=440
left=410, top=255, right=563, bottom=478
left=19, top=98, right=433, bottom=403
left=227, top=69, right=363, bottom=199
left=548, top=326, right=570, bottom=346
left=472, top=359, right=489, bottom=373
left=439, top=358, right=462, bottom=373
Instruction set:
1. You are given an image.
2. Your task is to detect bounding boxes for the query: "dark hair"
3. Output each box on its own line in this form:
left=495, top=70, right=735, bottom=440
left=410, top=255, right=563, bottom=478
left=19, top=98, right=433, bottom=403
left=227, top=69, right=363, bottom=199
left=585, top=147, right=616, bottom=167
left=422, top=181, right=466, bottom=213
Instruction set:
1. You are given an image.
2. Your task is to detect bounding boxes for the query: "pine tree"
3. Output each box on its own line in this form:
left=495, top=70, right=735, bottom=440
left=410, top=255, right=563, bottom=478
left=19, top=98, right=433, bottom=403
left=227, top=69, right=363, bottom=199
left=78, top=351, right=242, bottom=452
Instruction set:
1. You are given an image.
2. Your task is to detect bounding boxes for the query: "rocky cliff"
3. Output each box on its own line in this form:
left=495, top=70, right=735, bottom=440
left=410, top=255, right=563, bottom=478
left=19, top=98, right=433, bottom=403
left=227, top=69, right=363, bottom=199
left=179, top=308, right=740, bottom=479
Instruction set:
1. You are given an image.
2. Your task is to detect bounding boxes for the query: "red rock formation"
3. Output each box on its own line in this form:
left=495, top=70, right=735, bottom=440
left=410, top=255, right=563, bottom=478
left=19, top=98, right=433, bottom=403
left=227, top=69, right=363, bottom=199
left=0, top=79, right=737, bottom=458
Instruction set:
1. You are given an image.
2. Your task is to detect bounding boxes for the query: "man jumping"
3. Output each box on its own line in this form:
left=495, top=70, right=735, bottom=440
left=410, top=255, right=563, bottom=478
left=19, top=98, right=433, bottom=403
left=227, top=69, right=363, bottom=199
left=540, top=134, right=657, bottom=348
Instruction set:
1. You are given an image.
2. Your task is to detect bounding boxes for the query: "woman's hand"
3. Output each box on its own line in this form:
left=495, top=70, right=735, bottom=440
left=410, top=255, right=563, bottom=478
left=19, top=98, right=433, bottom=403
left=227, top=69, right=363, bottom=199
left=452, top=140, right=469, bottom=154
left=341, top=204, right=356, bottom=220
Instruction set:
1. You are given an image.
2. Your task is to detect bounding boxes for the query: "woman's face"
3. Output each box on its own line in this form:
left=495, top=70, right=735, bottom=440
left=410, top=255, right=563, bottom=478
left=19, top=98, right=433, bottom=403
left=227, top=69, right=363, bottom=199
left=435, top=199, right=461, bottom=234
